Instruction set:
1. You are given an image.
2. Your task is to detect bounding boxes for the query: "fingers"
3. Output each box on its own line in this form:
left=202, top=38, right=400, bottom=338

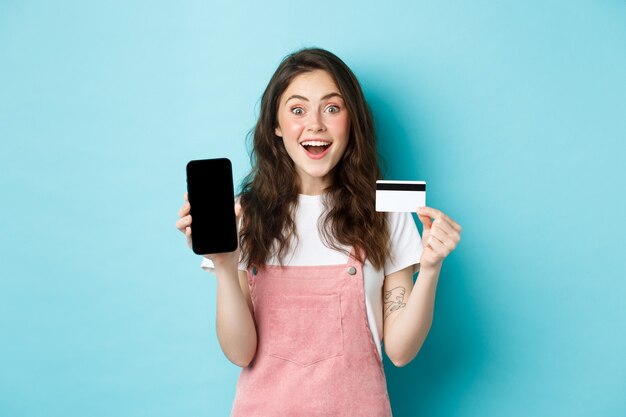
left=178, top=193, right=193, bottom=249
left=177, top=193, right=191, bottom=231
left=429, top=227, right=459, bottom=253
left=178, top=201, right=190, bottom=218
left=417, top=212, right=433, bottom=230
left=185, top=226, right=192, bottom=249
left=426, top=233, right=449, bottom=256
left=417, top=206, right=462, bottom=233
left=418, top=216, right=459, bottom=238
left=432, top=217, right=456, bottom=237
left=176, top=214, right=192, bottom=232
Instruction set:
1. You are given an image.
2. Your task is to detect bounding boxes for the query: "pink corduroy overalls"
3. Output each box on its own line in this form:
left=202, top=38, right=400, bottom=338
left=230, top=250, right=393, bottom=417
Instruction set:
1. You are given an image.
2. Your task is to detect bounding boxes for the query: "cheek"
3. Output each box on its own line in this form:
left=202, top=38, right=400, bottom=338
left=331, top=114, right=350, bottom=140
left=281, top=118, right=305, bottom=136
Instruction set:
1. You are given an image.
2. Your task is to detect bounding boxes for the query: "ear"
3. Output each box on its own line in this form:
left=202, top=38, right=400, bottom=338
left=274, top=126, right=283, bottom=137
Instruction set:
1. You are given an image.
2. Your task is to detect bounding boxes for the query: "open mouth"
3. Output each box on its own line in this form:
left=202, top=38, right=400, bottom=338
left=300, top=140, right=332, bottom=157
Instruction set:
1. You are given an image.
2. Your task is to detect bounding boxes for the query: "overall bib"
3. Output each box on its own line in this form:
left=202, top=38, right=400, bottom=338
left=230, top=250, right=393, bottom=417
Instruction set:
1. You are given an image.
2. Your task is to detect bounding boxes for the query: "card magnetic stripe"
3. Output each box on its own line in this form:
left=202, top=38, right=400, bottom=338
left=376, top=183, right=426, bottom=191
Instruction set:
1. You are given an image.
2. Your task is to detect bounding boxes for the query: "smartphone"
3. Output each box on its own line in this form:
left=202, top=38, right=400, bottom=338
left=186, top=158, right=238, bottom=255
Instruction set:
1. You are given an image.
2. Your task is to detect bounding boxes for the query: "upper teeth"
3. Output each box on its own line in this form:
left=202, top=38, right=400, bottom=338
left=301, top=141, right=331, bottom=147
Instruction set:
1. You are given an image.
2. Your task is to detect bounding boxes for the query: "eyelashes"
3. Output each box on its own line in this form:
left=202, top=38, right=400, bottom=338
left=290, top=105, right=341, bottom=115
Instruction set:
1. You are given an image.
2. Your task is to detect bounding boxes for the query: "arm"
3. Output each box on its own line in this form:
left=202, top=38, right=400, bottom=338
left=382, top=264, right=441, bottom=367
left=383, top=206, right=462, bottom=367
left=176, top=193, right=257, bottom=367
left=214, top=263, right=257, bottom=368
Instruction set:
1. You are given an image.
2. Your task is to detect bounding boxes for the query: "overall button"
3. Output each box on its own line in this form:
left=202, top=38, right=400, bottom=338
left=252, top=267, right=258, bottom=276
left=347, top=266, right=357, bottom=275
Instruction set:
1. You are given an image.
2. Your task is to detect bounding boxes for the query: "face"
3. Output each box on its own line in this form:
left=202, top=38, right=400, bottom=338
left=275, top=69, right=350, bottom=194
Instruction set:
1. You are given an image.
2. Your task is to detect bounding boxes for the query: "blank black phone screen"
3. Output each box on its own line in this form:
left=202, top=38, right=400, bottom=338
left=186, top=158, right=238, bottom=255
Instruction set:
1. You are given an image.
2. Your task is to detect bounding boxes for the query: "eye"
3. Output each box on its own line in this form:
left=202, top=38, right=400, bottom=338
left=291, top=107, right=304, bottom=115
left=326, top=105, right=340, bottom=113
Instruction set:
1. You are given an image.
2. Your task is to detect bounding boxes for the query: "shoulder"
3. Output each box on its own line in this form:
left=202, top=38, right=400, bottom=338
left=383, top=211, right=422, bottom=276
left=386, top=211, right=417, bottom=237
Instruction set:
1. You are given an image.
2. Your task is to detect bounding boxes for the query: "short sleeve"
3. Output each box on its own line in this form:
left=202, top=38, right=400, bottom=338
left=383, top=212, right=423, bottom=276
left=200, top=256, right=247, bottom=274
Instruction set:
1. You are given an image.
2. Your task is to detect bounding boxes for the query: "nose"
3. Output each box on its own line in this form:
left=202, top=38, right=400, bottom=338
left=307, top=111, right=326, bottom=133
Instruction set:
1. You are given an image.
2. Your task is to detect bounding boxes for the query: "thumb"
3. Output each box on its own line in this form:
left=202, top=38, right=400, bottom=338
left=416, top=210, right=433, bottom=230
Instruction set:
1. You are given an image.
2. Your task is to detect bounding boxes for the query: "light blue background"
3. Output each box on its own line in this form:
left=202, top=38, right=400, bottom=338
left=1, top=1, right=625, bottom=416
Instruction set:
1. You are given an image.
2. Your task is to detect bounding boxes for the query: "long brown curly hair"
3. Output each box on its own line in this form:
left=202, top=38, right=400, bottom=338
left=239, top=47, right=390, bottom=270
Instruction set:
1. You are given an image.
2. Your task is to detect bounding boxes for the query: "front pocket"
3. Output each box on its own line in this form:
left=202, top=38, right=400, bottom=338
left=268, top=294, right=344, bottom=367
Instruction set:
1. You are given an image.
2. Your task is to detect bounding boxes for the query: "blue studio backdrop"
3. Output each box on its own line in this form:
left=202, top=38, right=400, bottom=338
left=1, top=1, right=625, bottom=416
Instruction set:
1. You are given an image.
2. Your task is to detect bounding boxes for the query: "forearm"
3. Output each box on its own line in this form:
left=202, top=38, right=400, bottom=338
left=385, top=263, right=441, bottom=366
left=214, top=265, right=257, bottom=367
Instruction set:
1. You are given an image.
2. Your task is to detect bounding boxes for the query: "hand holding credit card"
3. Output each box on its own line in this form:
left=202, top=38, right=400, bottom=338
left=375, top=180, right=426, bottom=212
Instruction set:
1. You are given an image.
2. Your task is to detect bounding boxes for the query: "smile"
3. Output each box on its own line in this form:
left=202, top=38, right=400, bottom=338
left=300, top=140, right=332, bottom=160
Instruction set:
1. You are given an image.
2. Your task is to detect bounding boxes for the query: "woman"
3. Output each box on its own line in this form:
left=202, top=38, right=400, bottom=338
left=176, top=47, right=462, bottom=416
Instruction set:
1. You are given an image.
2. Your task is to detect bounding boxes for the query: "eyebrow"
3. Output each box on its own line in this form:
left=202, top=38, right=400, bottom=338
left=285, top=92, right=343, bottom=104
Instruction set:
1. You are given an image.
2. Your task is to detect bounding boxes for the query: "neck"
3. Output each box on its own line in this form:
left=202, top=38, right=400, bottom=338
left=298, top=179, right=331, bottom=195
left=299, top=185, right=328, bottom=195
left=297, top=171, right=332, bottom=195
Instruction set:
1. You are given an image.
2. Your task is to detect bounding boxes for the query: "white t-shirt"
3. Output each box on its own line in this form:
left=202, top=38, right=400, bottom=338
left=201, top=193, right=423, bottom=359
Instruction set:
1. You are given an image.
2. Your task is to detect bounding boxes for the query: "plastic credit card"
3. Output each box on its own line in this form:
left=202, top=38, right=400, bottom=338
left=375, top=180, right=426, bottom=212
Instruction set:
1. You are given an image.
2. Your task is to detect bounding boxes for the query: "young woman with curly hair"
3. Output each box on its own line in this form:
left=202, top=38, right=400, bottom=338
left=176, top=47, right=462, bottom=416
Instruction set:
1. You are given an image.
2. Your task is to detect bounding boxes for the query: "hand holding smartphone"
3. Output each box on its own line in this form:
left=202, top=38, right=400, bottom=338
left=185, top=158, right=238, bottom=255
